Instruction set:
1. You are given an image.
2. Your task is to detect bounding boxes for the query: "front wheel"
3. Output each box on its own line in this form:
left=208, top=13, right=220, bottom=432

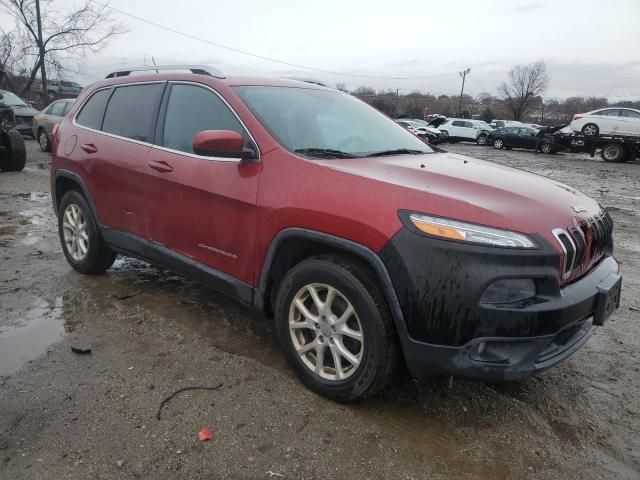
left=477, top=134, right=488, bottom=145
left=274, top=256, right=399, bottom=402
left=493, top=138, right=504, bottom=149
left=58, top=190, right=116, bottom=274
left=0, top=130, right=27, bottom=172
left=540, top=142, right=553, bottom=154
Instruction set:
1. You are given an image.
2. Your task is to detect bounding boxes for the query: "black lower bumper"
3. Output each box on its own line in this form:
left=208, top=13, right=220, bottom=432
left=379, top=227, right=620, bottom=382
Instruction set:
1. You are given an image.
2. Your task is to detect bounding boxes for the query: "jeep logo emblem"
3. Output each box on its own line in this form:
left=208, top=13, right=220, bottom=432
left=571, top=205, right=587, bottom=213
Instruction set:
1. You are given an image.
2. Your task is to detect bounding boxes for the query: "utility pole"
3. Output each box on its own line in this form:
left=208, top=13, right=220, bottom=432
left=395, top=88, right=400, bottom=115
left=35, top=0, right=48, bottom=103
left=458, top=68, right=470, bottom=117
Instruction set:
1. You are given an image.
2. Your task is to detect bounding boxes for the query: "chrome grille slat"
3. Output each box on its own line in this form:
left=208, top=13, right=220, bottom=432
left=554, top=210, right=613, bottom=281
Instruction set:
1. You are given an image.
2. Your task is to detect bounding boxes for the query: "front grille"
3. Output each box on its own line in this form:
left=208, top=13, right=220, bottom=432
left=554, top=210, right=613, bottom=280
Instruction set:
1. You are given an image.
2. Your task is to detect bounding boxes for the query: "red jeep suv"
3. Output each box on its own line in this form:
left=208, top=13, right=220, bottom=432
left=50, top=65, right=622, bottom=401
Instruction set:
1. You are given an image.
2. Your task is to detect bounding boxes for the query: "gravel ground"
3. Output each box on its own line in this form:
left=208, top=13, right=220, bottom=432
left=0, top=140, right=639, bottom=479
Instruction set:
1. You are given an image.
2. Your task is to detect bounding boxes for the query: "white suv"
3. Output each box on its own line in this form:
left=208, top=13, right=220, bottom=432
left=435, top=118, right=493, bottom=144
left=570, top=108, right=640, bottom=137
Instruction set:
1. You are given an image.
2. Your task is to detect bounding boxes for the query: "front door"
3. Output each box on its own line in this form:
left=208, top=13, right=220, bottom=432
left=145, top=82, right=261, bottom=285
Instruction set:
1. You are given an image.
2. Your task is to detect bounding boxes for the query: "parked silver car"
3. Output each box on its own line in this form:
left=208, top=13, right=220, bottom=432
left=32, top=98, right=76, bottom=152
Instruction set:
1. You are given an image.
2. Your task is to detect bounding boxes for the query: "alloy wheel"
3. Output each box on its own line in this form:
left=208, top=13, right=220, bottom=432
left=477, top=135, right=487, bottom=145
left=494, top=139, right=504, bottom=149
left=541, top=143, right=552, bottom=154
left=62, top=203, right=89, bottom=261
left=39, top=131, right=48, bottom=151
left=288, top=283, right=364, bottom=381
left=583, top=124, right=598, bottom=136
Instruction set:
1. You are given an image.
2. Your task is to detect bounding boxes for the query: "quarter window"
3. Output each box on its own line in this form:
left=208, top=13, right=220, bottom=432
left=161, top=84, right=246, bottom=154
left=76, top=88, right=112, bottom=130
left=102, top=84, right=164, bottom=142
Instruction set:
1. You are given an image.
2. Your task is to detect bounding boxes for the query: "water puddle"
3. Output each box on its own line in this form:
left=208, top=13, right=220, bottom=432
left=0, top=296, right=67, bottom=377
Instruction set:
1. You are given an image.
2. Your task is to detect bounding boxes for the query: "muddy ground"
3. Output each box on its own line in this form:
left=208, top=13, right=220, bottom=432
left=0, top=140, right=639, bottom=480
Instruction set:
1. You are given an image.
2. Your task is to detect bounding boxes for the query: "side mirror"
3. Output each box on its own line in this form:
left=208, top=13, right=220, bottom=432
left=192, top=130, right=257, bottom=161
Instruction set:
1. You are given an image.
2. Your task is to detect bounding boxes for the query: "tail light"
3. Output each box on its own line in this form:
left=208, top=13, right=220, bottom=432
left=52, top=123, right=59, bottom=140
left=573, top=114, right=583, bottom=121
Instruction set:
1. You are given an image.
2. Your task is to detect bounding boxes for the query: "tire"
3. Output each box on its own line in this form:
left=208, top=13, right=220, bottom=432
left=38, top=128, right=51, bottom=152
left=493, top=138, right=504, bottom=149
left=0, top=130, right=27, bottom=172
left=58, top=190, right=116, bottom=274
left=600, top=143, right=626, bottom=163
left=477, top=134, right=488, bottom=145
left=540, top=142, right=553, bottom=154
left=582, top=123, right=599, bottom=137
left=274, top=255, right=399, bottom=402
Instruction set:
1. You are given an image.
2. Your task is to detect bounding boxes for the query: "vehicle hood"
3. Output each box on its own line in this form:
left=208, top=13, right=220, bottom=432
left=11, top=105, right=39, bottom=117
left=427, top=117, right=447, bottom=128
left=318, top=151, right=601, bottom=241
left=424, top=126, right=442, bottom=135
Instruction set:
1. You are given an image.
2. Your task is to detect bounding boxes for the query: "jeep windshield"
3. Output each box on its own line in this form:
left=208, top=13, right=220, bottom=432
left=234, top=86, right=433, bottom=158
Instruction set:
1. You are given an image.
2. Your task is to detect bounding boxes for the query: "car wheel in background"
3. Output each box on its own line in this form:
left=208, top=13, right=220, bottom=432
left=38, top=128, right=51, bottom=152
left=540, top=142, right=553, bottom=154
left=493, top=138, right=504, bottom=149
left=477, top=134, right=488, bottom=145
left=439, top=131, right=449, bottom=142
left=600, top=143, right=626, bottom=163
left=582, top=123, right=599, bottom=136
left=0, top=129, right=27, bottom=172
left=58, top=190, right=117, bottom=274
left=274, top=255, right=399, bottom=402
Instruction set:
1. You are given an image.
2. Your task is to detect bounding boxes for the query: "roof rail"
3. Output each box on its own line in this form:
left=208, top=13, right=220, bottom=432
left=105, top=65, right=225, bottom=79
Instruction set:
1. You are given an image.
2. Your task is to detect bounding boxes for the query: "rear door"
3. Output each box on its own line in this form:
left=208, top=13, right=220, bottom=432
left=518, top=127, right=538, bottom=148
left=501, top=127, right=519, bottom=146
left=145, top=82, right=261, bottom=285
left=74, top=82, right=165, bottom=238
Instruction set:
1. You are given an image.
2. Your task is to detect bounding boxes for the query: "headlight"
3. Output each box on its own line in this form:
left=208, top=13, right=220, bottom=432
left=407, top=213, right=537, bottom=248
left=480, top=279, right=537, bottom=304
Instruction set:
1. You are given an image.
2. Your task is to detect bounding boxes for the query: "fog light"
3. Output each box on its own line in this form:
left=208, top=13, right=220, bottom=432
left=480, top=279, right=536, bottom=304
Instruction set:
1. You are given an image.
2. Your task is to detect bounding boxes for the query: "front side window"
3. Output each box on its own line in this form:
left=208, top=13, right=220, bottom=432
left=234, top=86, right=431, bottom=157
left=48, top=101, right=66, bottom=116
left=452, top=120, right=465, bottom=127
left=76, top=88, right=112, bottom=130
left=102, top=84, right=164, bottom=142
left=621, top=109, right=640, bottom=119
left=161, top=84, right=247, bottom=154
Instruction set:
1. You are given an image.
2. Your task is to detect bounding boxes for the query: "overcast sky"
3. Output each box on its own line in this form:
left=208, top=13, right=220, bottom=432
left=3, top=0, right=640, bottom=99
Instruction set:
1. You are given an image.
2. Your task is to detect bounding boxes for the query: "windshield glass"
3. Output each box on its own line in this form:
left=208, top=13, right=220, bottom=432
left=234, top=86, right=433, bottom=157
left=0, top=91, right=28, bottom=107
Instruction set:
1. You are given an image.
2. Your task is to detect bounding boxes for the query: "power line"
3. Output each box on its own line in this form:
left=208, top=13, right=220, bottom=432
left=89, top=0, right=457, bottom=81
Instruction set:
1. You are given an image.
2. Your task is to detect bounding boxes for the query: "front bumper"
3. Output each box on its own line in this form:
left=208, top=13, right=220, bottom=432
left=379, top=227, right=620, bottom=382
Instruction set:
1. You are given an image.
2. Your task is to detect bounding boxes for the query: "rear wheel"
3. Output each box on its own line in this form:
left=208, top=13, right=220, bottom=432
left=38, top=128, right=51, bottom=152
left=58, top=190, right=116, bottom=274
left=274, top=255, right=399, bottom=402
left=582, top=123, right=599, bottom=136
left=0, top=130, right=27, bottom=172
left=600, top=143, right=626, bottom=163
left=493, top=138, right=504, bottom=149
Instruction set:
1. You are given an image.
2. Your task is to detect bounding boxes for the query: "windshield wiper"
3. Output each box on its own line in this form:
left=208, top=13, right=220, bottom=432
left=294, top=148, right=359, bottom=159
left=367, top=148, right=427, bottom=157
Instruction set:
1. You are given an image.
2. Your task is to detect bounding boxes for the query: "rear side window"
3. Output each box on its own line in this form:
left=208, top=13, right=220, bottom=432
left=76, top=89, right=111, bottom=130
left=161, top=84, right=246, bottom=154
left=102, top=84, right=164, bottom=142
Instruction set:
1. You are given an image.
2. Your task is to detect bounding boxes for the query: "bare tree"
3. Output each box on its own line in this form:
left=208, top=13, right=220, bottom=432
left=1, top=0, right=126, bottom=101
left=335, top=82, right=347, bottom=92
left=498, top=61, right=549, bottom=121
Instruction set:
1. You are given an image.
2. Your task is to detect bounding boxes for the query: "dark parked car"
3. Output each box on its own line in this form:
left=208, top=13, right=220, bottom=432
left=490, top=126, right=560, bottom=154
left=48, top=80, right=83, bottom=97
left=0, top=89, right=39, bottom=137
left=50, top=65, right=621, bottom=402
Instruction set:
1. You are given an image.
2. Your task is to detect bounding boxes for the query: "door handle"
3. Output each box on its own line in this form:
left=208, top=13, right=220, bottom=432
left=148, top=159, right=173, bottom=173
left=81, top=143, right=97, bottom=154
